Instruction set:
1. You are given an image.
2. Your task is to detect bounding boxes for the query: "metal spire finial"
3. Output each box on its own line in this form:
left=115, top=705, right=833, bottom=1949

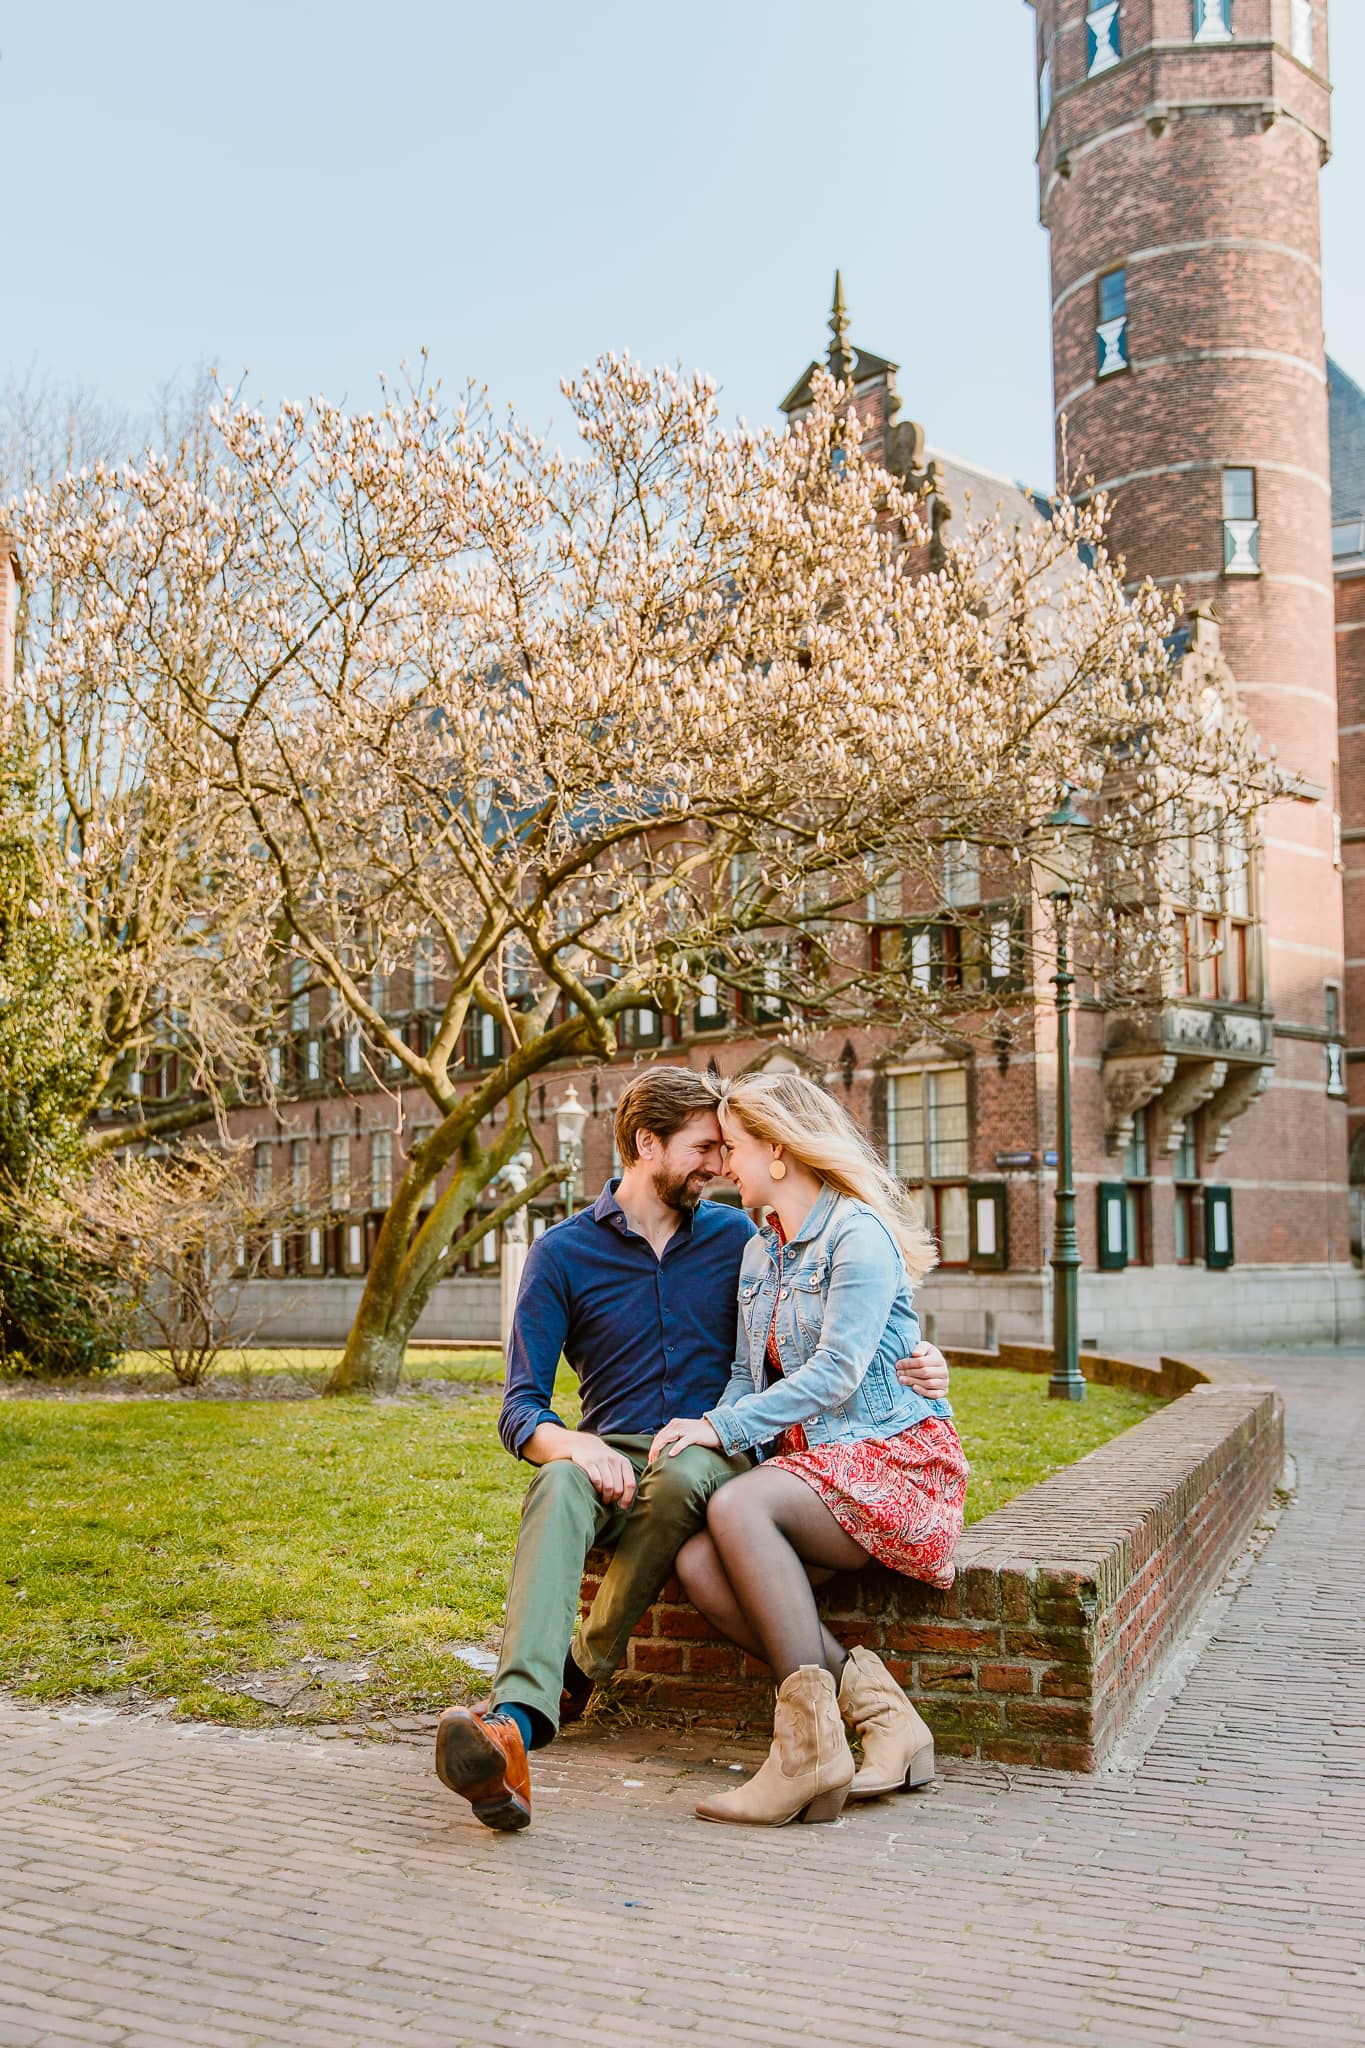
left=828, top=270, right=851, bottom=381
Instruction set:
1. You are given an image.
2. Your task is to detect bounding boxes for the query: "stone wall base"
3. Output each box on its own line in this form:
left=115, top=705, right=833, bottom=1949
left=223, top=1262, right=1362, bottom=1353
left=223, top=1276, right=503, bottom=1346
left=587, top=1355, right=1285, bottom=1771
left=919, top=1263, right=1364, bottom=1352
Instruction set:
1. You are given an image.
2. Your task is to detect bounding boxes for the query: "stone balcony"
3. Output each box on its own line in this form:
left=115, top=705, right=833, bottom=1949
left=1102, top=1001, right=1274, bottom=1157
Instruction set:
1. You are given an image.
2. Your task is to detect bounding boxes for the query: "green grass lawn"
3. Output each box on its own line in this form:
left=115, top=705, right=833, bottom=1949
left=0, top=1362, right=1163, bottom=1726
left=107, top=1346, right=509, bottom=1394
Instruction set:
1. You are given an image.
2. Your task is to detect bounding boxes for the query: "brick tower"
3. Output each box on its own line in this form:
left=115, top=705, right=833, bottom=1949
left=1028, top=0, right=1349, bottom=1273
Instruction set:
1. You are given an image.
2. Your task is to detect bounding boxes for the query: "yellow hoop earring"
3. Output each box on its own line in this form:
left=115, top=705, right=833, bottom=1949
left=770, top=1158, right=787, bottom=1182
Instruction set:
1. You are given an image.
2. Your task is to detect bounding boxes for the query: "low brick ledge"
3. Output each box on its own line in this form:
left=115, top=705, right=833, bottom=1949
left=584, top=1352, right=1284, bottom=1771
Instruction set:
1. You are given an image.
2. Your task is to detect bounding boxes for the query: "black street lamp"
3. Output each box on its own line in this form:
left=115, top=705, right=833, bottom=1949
left=1039, top=792, right=1093, bottom=1403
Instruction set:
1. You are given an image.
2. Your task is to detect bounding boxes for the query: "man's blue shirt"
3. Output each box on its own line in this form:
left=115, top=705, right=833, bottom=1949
left=498, top=1180, right=756, bottom=1458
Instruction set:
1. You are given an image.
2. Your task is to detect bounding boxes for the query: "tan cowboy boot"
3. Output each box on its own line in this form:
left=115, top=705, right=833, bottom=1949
left=695, top=1666, right=854, bottom=1826
left=838, top=1645, right=935, bottom=1797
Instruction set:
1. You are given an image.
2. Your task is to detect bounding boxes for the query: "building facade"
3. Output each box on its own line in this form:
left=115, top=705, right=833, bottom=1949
left=202, top=2, right=1364, bottom=1351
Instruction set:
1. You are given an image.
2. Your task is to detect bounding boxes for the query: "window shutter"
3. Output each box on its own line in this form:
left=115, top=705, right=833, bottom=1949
left=1204, top=1186, right=1235, bottom=1269
left=969, top=1183, right=1008, bottom=1272
left=1097, top=1182, right=1128, bottom=1270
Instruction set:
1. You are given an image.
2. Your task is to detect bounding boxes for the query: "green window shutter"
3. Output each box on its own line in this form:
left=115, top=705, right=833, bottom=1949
left=1204, top=1186, right=1235, bottom=1268
left=969, top=1183, right=1009, bottom=1271
left=1097, top=1182, right=1128, bottom=1270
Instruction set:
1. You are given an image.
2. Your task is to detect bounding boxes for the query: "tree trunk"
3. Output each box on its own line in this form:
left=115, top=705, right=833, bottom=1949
left=330, top=1307, right=408, bottom=1395
left=325, top=1166, right=434, bottom=1394
left=323, top=1114, right=554, bottom=1396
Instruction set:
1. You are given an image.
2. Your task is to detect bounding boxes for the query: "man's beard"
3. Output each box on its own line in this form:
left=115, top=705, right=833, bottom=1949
left=652, top=1164, right=709, bottom=1214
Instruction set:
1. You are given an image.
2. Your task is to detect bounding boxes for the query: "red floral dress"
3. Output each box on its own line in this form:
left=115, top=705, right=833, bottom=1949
left=760, top=1221, right=969, bottom=1590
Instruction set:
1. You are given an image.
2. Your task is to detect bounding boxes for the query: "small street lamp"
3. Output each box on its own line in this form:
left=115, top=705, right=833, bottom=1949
left=1039, top=792, right=1093, bottom=1403
left=554, top=1083, right=589, bottom=1219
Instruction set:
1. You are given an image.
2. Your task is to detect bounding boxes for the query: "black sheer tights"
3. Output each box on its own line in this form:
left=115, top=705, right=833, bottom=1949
left=674, top=1465, right=869, bottom=1687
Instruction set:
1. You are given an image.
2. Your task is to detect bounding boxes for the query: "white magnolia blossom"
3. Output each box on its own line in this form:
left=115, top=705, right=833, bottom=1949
left=4, top=358, right=1280, bottom=1387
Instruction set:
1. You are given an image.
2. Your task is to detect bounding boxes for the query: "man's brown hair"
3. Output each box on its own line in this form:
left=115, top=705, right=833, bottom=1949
left=613, top=1066, right=719, bottom=1166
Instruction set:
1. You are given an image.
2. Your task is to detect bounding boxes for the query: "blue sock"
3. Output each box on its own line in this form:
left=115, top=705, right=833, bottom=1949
left=490, top=1703, right=536, bottom=1754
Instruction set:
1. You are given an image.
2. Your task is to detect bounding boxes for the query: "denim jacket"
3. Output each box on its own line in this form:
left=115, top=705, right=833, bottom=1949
left=704, top=1186, right=952, bottom=1457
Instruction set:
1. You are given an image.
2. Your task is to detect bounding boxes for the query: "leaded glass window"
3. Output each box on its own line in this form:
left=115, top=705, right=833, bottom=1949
left=1096, top=268, right=1128, bottom=378
left=1193, top=0, right=1232, bottom=43
left=1087, top=3, right=1121, bottom=75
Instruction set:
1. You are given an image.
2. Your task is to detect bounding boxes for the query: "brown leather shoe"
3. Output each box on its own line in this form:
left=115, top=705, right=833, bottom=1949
left=434, top=1708, right=531, bottom=1831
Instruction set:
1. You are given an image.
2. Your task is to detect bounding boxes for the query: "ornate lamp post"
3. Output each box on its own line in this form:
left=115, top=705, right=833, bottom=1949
left=554, top=1084, right=589, bottom=1220
left=1039, top=793, right=1093, bottom=1403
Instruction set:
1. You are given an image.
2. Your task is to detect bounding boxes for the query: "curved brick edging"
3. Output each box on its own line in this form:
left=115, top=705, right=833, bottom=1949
left=584, top=1353, right=1285, bottom=1770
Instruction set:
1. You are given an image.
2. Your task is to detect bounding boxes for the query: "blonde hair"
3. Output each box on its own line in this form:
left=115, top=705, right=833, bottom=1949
left=716, top=1071, right=938, bottom=1284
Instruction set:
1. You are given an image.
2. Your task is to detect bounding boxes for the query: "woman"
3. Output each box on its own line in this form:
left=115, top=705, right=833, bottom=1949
left=650, top=1071, right=968, bottom=1828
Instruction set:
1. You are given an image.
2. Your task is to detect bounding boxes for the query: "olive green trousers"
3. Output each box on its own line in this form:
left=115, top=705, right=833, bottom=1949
left=490, top=1433, right=751, bottom=1734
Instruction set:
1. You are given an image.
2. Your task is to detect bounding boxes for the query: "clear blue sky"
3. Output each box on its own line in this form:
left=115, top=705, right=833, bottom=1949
left=4, top=1, right=1362, bottom=490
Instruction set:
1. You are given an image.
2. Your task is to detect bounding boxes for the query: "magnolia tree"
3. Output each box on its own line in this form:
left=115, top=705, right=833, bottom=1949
left=3, top=422, right=274, bottom=1149
left=6, top=360, right=1280, bottom=1391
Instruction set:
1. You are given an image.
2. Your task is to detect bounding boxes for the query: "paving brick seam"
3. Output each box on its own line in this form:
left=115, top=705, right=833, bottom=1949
left=1, top=1352, right=1361, bottom=2047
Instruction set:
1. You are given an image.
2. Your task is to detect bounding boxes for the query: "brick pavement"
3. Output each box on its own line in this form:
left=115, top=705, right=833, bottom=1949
left=1, top=1349, right=1361, bottom=2048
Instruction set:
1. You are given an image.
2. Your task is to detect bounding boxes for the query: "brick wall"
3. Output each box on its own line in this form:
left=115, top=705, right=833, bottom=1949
left=1338, top=566, right=1365, bottom=1165
left=1027, top=0, right=1347, bottom=1268
left=587, top=1354, right=1285, bottom=1770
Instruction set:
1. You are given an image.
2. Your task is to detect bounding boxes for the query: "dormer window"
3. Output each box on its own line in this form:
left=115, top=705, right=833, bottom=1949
left=1096, top=269, right=1129, bottom=378
left=1193, top=0, right=1232, bottom=42
left=1087, top=3, right=1121, bottom=75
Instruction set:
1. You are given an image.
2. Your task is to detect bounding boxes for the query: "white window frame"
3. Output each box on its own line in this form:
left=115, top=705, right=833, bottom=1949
left=329, top=1134, right=351, bottom=1209
left=1222, top=468, right=1260, bottom=576
left=1096, top=268, right=1129, bottom=379
left=1193, top=0, right=1232, bottom=42
left=412, top=937, right=435, bottom=1011
left=1087, top=3, right=1121, bottom=76
left=887, top=1066, right=970, bottom=1184
left=1291, top=0, right=1313, bottom=67
left=370, top=1130, right=393, bottom=1208
left=942, top=840, right=980, bottom=909
left=290, top=959, right=309, bottom=1033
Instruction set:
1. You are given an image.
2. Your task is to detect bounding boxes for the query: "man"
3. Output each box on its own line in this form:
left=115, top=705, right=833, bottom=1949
left=435, top=1066, right=950, bottom=1831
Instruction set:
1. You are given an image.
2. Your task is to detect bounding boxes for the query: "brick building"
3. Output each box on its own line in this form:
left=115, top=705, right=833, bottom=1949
left=222, top=0, right=1361, bottom=1352
left=1332, top=357, right=1365, bottom=1239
